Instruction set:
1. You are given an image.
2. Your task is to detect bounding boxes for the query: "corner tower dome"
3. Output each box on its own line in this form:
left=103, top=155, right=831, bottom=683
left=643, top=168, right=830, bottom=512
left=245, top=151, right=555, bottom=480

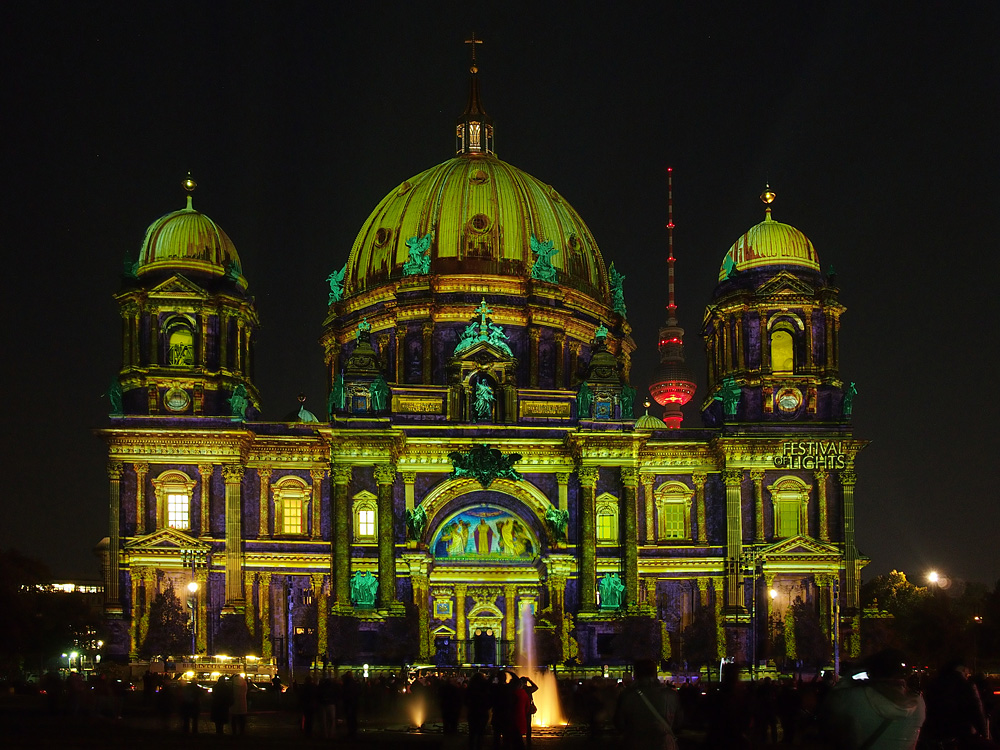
left=137, top=177, right=246, bottom=289
left=718, top=186, right=819, bottom=281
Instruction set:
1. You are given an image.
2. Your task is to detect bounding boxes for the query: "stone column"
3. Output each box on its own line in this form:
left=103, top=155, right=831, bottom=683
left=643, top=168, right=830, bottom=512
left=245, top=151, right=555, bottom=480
left=129, top=567, right=145, bottom=658
left=554, top=332, right=565, bottom=388
left=816, top=573, right=833, bottom=641
left=697, top=577, right=710, bottom=608
left=223, top=464, right=245, bottom=610
left=198, top=464, right=213, bottom=538
left=140, top=568, right=157, bottom=653
left=374, top=464, right=397, bottom=608
left=735, top=313, right=745, bottom=370
left=455, top=584, right=468, bottom=644
left=310, top=469, right=325, bottom=540
left=804, top=310, right=814, bottom=370
left=149, top=310, right=159, bottom=366
left=814, top=470, right=830, bottom=541
left=643, top=577, right=658, bottom=616
left=253, top=467, right=269, bottom=539
left=504, top=584, right=517, bottom=646
left=529, top=327, right=541, bottom=388
left=404, top=554, right=432, bottom=659
left=693, top=472, right=708, bottom=543
left=331, top=467, right=352, bottom=609
left=723, top=469, right=745, bottom=611
left=556, top=473, right=570, bottom=511
left=244, top=573, right=257, bottom=643
left=396, top=324, right=407, bottom=384
left=751, top=469, right=765, bottom=542
left=577, top=467, right=599, bottom=612
left=402, top=472, right=416, bottom=513
left=312, top=573, right=328, bottom=660
left=195, top=566, right=208, bottom=654
left=713, top=577, right=726, bottom=660
left=134, top=462, right=149, bottom=535
left=106, top=462, right=123, bottom=613
left=259, top=572, right=272, bottom=660
left=569, top=342, right=581, bottom=385
left=642, top=474, right=655, bottom=543
left=621, top=467, right=639, bottom=610
left=839, top=469, right=859, bottom=609
left=219, top=312, right=229, bottom=371
left=422, top=322, right=434, bottom=384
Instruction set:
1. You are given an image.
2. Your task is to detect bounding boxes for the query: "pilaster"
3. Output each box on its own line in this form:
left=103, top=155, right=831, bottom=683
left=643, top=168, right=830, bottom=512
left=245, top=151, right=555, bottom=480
left=198, top=464, right=213, bottom=538
left=455, top=583, right=468, bottom=642
left=310, top=469, right=325, bottom=540
left=723, top=468, right=745, bottom=611
left=331, top=466, right=352, bottom=609
left=814, top=470, right=829, bottom=542
left=134, top=462, right=149, bottom=535
left=529, top=326, right=541, bottom=388
left=620, top=467, right=639, bottom=610
left=223, top=464, right=245, bottom=611
left=422, top=322, right=433, bottom=384
left=556, top=472, right=570, bottom=511
left=312, top=573, right=328, bottom=660
left=693, top=472, right=708, bottom=543
left=195, top=566, right=208, bottom=653
left=642, top=474, right=655, bottom=543
left=554, top=332, right=565, bottom=388
left=750, top=469, right=765, bottom=542
left=257, top=466, right=272, bottom=539
left=106, top=462, right=124, bottom=612
left=259, top=572, right=272, bottom=660
left=374, top=464, right=397, bottom=609
left=839, top=469, right=859, bottom=609
left=577, top=467, right=598, bottom=612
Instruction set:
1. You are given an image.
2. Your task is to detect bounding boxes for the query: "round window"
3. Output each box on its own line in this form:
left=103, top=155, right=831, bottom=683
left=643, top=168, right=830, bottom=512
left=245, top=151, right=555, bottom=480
left=164, top=387, right=191, bottom=413
left=469, top=214, right=491, bottom=233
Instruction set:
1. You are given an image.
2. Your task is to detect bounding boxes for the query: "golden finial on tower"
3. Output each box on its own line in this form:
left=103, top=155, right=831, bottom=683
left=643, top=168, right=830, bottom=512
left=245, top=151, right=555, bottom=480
left=465, top=33, right=483, bottom=73
left=183, top=172, right=197, bottom=192
left=760, top=184, right=776, bottom=204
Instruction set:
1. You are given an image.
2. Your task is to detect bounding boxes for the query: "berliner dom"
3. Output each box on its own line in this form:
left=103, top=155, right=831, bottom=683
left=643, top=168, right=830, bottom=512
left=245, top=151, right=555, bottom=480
left=97, top=50, right=865, bottom=674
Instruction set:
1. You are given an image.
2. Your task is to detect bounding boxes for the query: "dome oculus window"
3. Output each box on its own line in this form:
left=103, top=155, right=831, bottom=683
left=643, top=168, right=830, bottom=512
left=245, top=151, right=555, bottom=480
left=374, top=228, right=392, bottom=247
left=468, top=214, right=492, bottom=233
left=469, top=169, right=489, bottom=185
left=163, top=386, right=191, bottom=413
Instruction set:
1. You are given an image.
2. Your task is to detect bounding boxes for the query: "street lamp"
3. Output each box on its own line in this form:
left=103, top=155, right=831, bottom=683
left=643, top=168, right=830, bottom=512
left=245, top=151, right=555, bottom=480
left=187, top=581, right=199, bottom=655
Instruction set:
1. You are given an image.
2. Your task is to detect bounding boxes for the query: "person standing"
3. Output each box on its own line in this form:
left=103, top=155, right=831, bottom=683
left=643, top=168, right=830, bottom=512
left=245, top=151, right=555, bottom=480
left=467, top=671, right=492, bottom=750
left=230, top=673, right=248, bottom=736
left=614, top=659, right=682, bottom=750
left=823, top=649, right=925, bottom=750
left=210, top=676, right=232, bottom=734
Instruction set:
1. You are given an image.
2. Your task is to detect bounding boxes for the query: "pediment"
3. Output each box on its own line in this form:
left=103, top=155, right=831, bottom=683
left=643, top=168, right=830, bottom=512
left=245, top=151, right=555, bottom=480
left=149, top=274, right=209, bottom=296
left=451, top=339, right=516, bottom=364
left=760, top=535, right=840, bottom=559
left=124, top=528, right=210, bottom=552
left=755, top=271, right=816, bottom=299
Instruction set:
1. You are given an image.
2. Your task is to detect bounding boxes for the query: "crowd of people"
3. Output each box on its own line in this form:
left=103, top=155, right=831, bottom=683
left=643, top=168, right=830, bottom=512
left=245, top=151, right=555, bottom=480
left=26, top=654, right=999, bottom=748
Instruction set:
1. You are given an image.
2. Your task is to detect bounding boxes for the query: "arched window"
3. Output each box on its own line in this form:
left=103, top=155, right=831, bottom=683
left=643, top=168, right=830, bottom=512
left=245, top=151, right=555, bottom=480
left=770, top=329, right=794, bottom=374
left=654, top=481, right=694, bottom=540
left=164, top=315, right=197, bottom=366
left=151, top=470, right=196, bottom=531
left=596, top=493, right=619, bottom=544
left=273, top=476, right=309, bottom=536
left=352, top=491, right=378, bottom=543
left=767, top=476, right=811, bottom=539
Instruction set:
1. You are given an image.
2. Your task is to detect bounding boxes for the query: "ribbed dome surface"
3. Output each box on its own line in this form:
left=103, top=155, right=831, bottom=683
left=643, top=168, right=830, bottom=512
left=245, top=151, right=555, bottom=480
left=137, top=197, right=245, bottom=287
left=718, top=210, right=819, bottom=281
left=345, top=154, right=609, bottom=303
left=634, top=411, right=668, bottom=431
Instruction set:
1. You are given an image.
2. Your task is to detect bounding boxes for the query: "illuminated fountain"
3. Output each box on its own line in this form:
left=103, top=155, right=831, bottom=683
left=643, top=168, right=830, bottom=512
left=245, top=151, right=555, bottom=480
left=405, top=686, right=427, bottom=729
left=518, top=603, right=565, bottom=727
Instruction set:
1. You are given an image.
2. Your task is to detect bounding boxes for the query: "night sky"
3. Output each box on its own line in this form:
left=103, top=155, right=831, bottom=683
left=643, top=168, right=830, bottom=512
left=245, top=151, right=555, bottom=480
left=3, top=3, right=998, bottom=586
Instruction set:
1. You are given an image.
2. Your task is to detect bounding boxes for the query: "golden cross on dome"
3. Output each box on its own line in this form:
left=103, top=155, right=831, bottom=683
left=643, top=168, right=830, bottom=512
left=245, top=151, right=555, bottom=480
left=465, top=33, right=483, bottom=68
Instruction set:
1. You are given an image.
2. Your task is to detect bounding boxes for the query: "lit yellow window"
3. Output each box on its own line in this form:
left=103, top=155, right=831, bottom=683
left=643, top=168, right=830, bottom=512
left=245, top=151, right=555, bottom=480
left=654, top=481, right=694, bottom=542
left=272, top=477, right=309, bottom=537
left=352, top=493, right=378, bottom=542
left=768, top=476, right=810, bottom=540
left=358, top=509, right=375, bottom=538
left=771, top=330, right=793, bottom=374
left=168, top=328, right=195, bottom=366
left=282, top=496, right=303, bottom=535
left=167, top=493, right=189, bottom=529
left=596, top=495, right=619, bottom=544
left=661, top=503, right=685, bottom=539
left=776, top=501, right=800, bottom=538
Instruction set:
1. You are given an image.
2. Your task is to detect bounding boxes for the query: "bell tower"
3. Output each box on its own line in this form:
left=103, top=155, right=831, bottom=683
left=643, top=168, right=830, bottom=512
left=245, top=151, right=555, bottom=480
left=111, top=177, right=260, bottom=418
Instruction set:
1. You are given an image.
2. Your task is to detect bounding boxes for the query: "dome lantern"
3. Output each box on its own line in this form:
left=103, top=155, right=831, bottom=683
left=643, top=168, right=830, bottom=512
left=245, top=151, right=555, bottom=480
left=456, top=34, right=494, bottom=156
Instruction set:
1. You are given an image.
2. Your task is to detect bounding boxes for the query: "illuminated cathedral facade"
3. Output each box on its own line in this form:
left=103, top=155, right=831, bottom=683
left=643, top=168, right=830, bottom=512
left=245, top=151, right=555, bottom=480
left=97, top=60, right=866, bottom=670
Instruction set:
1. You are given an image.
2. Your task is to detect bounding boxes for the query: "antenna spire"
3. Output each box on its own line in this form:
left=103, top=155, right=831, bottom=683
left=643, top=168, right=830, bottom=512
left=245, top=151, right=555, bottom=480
left=666, top=167, right=677, bottom=325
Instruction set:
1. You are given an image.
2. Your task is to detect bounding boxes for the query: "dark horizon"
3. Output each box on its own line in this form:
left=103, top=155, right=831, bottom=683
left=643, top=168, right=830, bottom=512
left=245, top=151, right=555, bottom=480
left=2, top=2, right=998, bottom=586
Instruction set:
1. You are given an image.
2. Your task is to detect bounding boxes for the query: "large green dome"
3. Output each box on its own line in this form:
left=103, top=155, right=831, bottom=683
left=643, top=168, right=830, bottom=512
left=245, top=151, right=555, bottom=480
left=344, top=153, right=610, bottom=304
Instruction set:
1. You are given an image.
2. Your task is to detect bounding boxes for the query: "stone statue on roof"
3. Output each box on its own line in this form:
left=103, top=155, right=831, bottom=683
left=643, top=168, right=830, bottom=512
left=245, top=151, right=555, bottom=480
left=609, top=262, right=627, bottom=317
left=327, top=264, right=346, bottom=304
left=402, top=233, right=432, bottom=276
left=529, top=235, right=558, bottom=283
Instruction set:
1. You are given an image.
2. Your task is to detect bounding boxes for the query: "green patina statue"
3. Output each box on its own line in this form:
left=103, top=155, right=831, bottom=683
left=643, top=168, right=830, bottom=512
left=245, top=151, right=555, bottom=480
left=621, top=384, right=637, bottom=419
left=595, top=323, right=609, bottom=342
left=529, top=235, right=558, bottom=283
left=609, top=262, right=627, bottom=317
left=355, top=318, right=372, bottom=342
left=842, top=381, right=858, bottom=417
left=327, top=264, right=347, bottom=304
left=474, top=380, right=495, bottom=420
left=454, top=298, right=513, bottom=357
left=448, top=444, right=523, bottom=489
left=350, top=571, right=378, bottom=609
left=224, top=260, right=242, bottom=282
left=370, top=374, right=389, bottom=412
left=106, top=377, right=124, bottom=416
left=598, top=572, right=626, bottom=610
left=327, top=372, right=345, bottom=418
left=228, top=384, right=249, bottom=421
left=123, top=255, right=140, bottom=280
left=544, top=507, right=569, bottom=542
left=715, top=376, right=741, bottom=418
left=405, top=504, right=428, bottom=542
left=577, top=381, right=592, bottom=419
left=402, top=233, right=432, bottom=275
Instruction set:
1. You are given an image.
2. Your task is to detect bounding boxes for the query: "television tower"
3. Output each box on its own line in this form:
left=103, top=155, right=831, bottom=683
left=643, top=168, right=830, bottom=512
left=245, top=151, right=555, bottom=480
left=649, top=168, right=697, bottom=427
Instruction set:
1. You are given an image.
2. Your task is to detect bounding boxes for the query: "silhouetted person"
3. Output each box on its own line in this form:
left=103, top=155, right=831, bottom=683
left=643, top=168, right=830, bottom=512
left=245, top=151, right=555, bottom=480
left=230, top=673, right=248, bottom=735
left=180, top=679, right=203, bottom=734
left=920, top=660, right=989, bottom=748
left=342, top=670, right=361, bottom=737
left=467, top=671, right=492, bottom=750
left=614, top=658, right=682, bottom=750
left=210, top=676, right=232, bottom=734
left=297, top=675, right=317, bottom=736
left=824, top=649, right=925, bottom=749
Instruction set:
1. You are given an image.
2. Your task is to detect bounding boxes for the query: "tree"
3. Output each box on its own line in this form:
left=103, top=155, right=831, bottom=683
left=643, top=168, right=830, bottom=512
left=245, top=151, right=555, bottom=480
left=790, top=597, right=829, bottom=671
left=681, top=608, right=718, bottom=674
left=140, top=584, right=191, bottom=659
left=214, top=613, right=257, bottom=656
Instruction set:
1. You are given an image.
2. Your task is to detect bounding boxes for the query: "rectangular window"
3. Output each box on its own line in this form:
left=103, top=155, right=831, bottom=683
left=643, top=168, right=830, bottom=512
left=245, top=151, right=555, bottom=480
left=282, top=497, right=303, bottom=535
left=167, top=493, right=189, bottom=529
left=776, top=501, right=799, bottom=538
left=597, top=512, right=616, bottom=542
left=661, top=504, right=686, bottom=539
left=358, top=509, right=376, bottom=538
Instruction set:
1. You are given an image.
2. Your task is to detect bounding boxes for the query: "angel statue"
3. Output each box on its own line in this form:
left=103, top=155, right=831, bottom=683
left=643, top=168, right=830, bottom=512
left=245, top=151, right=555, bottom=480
left=327, top=264, right=346, bottom=304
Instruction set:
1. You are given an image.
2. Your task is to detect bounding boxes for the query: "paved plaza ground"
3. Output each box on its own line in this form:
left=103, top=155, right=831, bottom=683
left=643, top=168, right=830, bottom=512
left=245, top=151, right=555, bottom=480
left=0, top=691, right=835, bottom=750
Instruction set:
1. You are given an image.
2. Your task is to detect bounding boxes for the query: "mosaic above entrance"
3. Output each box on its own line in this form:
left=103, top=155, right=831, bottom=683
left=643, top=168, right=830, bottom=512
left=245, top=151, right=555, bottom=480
left=432, top=505, right=538, bottom=561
